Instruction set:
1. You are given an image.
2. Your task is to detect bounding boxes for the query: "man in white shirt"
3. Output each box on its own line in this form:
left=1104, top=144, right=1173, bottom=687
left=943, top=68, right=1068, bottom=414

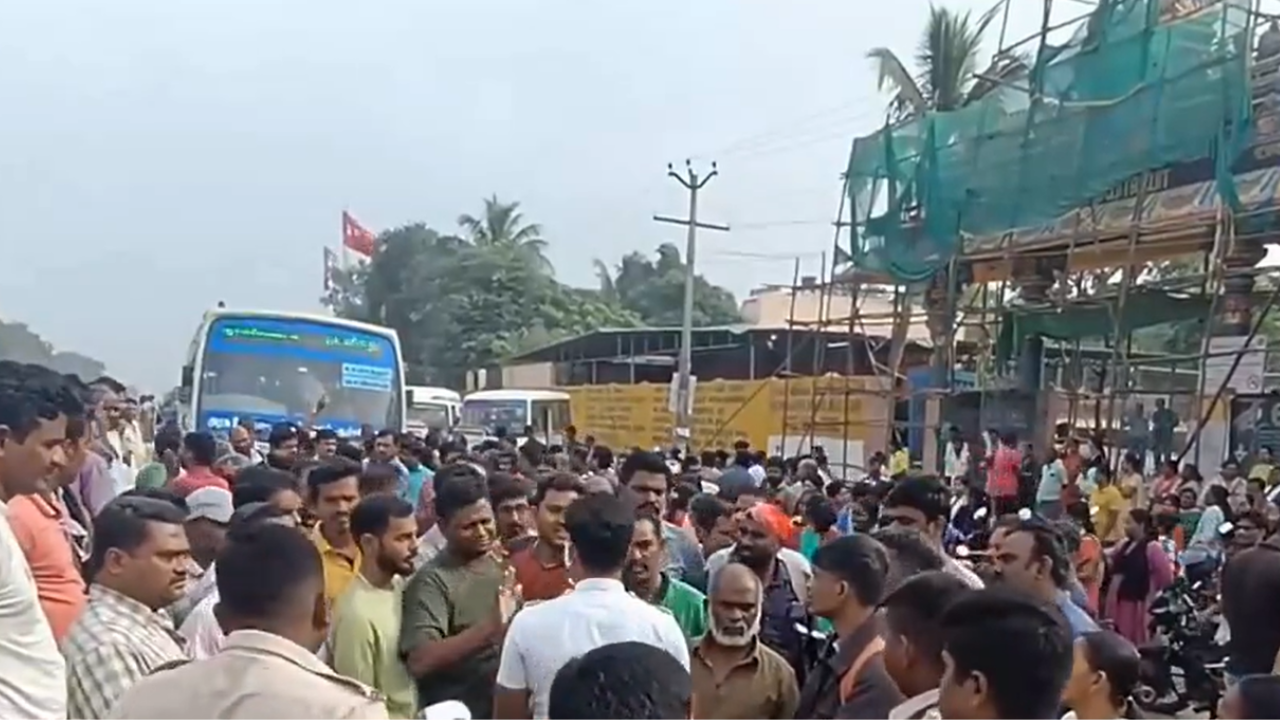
left=0, top=361, right=84, bottom=719
left=414, top=523, right=446, bottom=569
left=943, top=426, right=970, bottom=488
left=179, top=502, right=299, bottom=658
left=493, top=493, right=688, bottom=720
left=93, top=384, right=145, bottom=468
left=1203, top=459, right=1251, bottom=512
left=169, top=486, right=234, bottom=625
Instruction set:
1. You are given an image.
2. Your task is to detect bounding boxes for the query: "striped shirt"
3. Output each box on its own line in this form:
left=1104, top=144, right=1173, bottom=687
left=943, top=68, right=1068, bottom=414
left=64, top=585, right=187, bottom=719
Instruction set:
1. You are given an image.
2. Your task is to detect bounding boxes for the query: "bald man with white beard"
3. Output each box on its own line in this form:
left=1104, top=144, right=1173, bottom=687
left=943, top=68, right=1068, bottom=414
left=689, top=562, right=799, bottom=719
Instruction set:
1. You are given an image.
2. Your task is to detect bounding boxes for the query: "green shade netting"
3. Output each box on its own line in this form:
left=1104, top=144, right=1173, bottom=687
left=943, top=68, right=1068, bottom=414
left=994, top=289, right=1212, bottom=364
left=847, top=0, right=1254, bottom=284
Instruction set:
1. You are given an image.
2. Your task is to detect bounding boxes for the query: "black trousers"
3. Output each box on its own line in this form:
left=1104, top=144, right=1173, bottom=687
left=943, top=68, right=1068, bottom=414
left=991, top=494, right=1020, bottom=519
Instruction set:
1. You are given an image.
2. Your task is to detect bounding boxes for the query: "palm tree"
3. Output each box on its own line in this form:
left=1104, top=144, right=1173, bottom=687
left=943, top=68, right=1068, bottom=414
left=866, top=4, right=1028, bottom=427
left=866, top=4, right=1027, bottom=120
left=457, top=195, right=554, bottom=274
left=592, top=259, right=617, bottom=302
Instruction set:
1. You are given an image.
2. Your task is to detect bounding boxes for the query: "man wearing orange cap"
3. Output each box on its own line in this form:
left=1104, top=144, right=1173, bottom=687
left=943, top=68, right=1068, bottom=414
left=705, top=502, right=812, bottom=675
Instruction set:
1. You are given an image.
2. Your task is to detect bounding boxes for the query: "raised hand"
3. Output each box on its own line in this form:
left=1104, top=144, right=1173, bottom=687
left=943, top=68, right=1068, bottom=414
left=497, top=565, right=522, bottom=625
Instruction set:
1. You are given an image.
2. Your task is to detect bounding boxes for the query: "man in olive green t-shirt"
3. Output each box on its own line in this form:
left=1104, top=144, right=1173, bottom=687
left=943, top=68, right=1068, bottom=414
left=330, top=495, right=420, bottom=718
left=398, top=472, right=510, bottom=719
left=626, top=513, right=708, bottom=639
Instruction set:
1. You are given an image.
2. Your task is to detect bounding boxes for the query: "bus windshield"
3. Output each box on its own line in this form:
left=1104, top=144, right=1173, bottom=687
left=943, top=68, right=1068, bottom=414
left=197, top=316, right=400, bottom=438
left=460, top=399, right=527, bottom=434
left=407, top=403, right=452, bottom=430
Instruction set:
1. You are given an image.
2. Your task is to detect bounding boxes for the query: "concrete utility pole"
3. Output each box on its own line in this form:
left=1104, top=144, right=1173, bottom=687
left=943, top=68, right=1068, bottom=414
left=653, top=160, right=729, bottom=444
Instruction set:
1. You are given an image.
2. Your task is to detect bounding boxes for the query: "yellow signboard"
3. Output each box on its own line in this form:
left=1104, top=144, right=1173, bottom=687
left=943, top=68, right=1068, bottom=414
left=772, top=376, right=876, bottom=432
left=567, top=383, right=668, bottom=450
left=689, top=379, right=772, bottom=450
left=566, top=376, right=888, bottom=451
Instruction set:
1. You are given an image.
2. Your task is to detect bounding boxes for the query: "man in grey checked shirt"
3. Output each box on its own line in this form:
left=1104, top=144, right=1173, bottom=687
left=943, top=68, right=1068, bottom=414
left=64, top=496, right=192, bottom=719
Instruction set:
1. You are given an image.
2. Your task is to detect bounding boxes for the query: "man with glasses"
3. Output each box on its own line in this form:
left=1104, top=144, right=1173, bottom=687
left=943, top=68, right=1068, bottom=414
left=880, top=476, right=983, bottom=588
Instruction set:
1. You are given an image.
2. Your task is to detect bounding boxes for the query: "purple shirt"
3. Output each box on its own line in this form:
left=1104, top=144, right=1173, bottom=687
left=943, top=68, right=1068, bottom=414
left=72, top=453, right=115, bottom=517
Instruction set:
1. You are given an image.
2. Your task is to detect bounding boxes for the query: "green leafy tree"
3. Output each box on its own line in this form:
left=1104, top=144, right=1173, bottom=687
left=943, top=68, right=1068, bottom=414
left=323, top=199, right=638, bottom=387
left=0, top=320, right=106, bottom=380
left=593, top=243, right=742, bottom=327
left=48, top=352, right=106, bottom=382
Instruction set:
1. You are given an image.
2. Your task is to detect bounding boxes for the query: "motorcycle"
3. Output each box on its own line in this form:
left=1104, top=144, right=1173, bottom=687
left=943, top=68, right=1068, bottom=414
left=1135, top=577, right=1227, bottom=718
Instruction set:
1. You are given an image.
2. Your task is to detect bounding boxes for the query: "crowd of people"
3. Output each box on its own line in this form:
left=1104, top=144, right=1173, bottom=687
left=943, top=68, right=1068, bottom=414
left=962, top=423, right=1280, bottom=644
left=7, top=358, right=1280, bottom=718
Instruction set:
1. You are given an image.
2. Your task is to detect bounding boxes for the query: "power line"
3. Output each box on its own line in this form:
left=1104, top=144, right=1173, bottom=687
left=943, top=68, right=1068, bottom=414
left=691, top=101, right=887, bottom=162
left=712, top=107, right=877, bottom=157
left=718, top=118, right=879, bottom=161
left=729, top=218, right=830, bottom=230
left=707, top=249, right=827, bottom=261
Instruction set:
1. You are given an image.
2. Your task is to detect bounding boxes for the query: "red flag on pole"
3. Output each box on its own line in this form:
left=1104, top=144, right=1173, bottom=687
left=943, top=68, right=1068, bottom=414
left=342, top=211, right=376, bottom=257
left=323, top=247, right=339, bottom=291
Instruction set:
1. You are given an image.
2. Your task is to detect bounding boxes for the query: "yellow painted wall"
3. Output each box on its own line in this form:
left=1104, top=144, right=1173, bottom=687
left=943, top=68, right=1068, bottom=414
left=565, top=376, right=889, bottom=451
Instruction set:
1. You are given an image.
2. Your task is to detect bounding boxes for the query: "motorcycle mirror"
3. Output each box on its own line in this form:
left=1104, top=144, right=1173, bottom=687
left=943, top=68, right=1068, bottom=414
left=419, top=701, right=471, bottom=720
left=973, top=507, right=988, bottom=520
left=955, top=545, right=972, bottom=558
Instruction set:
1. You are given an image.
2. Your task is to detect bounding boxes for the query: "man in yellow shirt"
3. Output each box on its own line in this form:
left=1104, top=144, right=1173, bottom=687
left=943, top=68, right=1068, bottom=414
left=888, top=438, right=910, bottom=479
left=1090, top=470, right=1127, bottom=545
left=1116, top=453, right=1145, bottom=524
left=1249, top=447, right=1275, bottom=482
left=308, top=459, right=363, bottom=606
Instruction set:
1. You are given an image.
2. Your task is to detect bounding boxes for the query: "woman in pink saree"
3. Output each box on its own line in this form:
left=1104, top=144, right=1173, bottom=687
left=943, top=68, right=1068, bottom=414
left=1105, top=508, right=1175, bottom=646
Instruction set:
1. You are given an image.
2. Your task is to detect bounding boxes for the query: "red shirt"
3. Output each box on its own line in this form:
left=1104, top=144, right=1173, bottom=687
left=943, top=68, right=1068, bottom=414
left=1151, top=473, right=1180, bottom=501
left=509, top=543, right=572, bottom=602
left=7, top=493, right=86, bottom=641
left=989, top=446, right=1021, bottom=498
left=170, top=467, right=230, bottom=497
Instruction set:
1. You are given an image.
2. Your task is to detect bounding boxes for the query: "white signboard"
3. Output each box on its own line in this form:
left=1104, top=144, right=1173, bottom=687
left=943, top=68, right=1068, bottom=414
left=1202, top=336, right=1267, bottom=395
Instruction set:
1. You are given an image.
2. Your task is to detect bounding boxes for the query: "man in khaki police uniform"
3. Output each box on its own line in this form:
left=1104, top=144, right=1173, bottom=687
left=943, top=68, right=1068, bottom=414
left=108, top=523, right=390, bottom=719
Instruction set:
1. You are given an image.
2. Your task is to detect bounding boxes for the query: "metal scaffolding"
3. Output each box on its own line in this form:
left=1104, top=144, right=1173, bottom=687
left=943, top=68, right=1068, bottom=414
left=774, top=0, right=1280, bottom=475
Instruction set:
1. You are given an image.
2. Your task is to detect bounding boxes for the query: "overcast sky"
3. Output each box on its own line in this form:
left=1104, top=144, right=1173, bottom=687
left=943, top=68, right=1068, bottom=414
left=0, top=0, right=1128, bottom=388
